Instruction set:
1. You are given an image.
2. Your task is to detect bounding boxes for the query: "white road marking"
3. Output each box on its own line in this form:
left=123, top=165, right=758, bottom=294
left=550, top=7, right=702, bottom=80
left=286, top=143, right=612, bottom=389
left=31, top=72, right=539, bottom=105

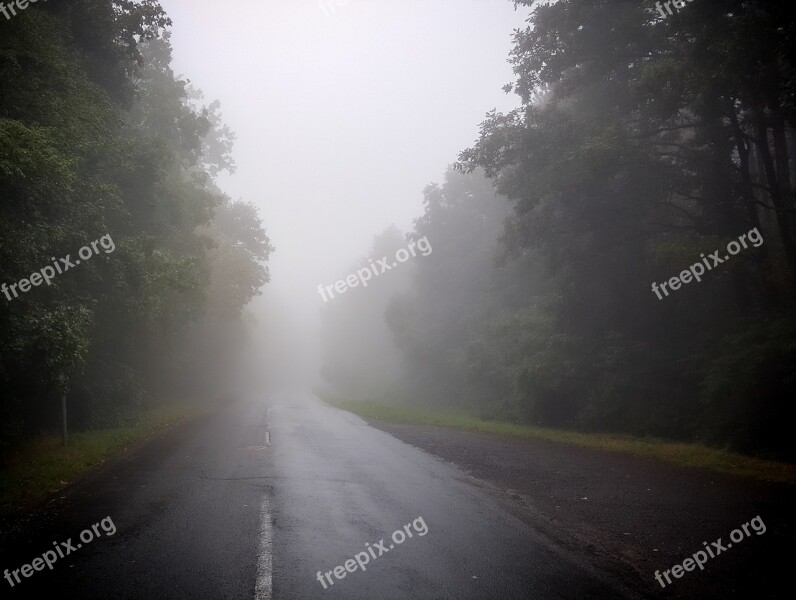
left=254, top=485, right=273, bottom=599
left=255, top=406, right=273, bottom=599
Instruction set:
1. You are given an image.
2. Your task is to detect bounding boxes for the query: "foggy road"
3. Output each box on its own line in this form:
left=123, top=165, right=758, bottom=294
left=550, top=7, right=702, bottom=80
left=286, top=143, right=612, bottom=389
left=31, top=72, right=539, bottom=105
left=266, top=392, right=621, bottom=599
left=3, top=1, right=794, bottom=599
left=2, top=394, right=626, bottom=599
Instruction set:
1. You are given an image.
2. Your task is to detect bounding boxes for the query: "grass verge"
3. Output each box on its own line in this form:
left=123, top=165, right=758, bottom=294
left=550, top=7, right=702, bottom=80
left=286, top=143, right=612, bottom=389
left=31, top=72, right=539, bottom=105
left=324, top=397, right=796, bottom=484
left=0, top=404, right=208, bottom=516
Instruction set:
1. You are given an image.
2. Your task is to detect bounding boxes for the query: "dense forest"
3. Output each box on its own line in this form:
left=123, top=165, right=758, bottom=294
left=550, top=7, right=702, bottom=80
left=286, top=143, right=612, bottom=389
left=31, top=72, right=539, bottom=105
left=0, top=0, right=271, bottom=453
left=322, top=0, right=796, bottom=460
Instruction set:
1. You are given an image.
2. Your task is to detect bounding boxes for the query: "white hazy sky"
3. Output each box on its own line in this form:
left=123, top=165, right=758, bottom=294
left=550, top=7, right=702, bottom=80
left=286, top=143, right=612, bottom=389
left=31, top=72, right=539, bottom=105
left=158, top=0, right=529, bottom=383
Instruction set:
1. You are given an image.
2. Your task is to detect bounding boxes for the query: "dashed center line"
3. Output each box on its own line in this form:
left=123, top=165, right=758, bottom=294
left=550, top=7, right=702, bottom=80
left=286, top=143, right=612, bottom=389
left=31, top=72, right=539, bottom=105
left=265, top=408, right=271, bottom=447
left=254, top=494, right=273, bottom=600
left=254, top=406, right=273, bottom=600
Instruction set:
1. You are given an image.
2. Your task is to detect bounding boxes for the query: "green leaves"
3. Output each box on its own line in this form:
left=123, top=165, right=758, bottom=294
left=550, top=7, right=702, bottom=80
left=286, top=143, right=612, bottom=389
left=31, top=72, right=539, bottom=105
left=386, top=0, right=796, bottom=457
left=0, top=1, right=271, bottom=443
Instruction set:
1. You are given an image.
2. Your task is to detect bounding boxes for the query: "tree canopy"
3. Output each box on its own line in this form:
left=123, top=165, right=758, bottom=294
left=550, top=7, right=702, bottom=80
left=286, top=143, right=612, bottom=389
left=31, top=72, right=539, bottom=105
left=322, top=0, right=796, bottom=460
left=0, top=0, right=272, bottom=449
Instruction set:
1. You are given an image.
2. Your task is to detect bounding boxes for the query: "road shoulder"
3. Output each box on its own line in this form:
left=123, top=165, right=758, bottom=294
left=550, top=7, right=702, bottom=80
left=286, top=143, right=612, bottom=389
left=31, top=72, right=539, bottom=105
left=363, top=420, right=794, bottom=600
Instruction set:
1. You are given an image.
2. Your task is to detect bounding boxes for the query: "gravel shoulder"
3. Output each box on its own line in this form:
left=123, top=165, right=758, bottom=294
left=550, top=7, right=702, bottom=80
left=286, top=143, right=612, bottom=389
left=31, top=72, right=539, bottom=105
left=368, top=421, right=795, bottom=600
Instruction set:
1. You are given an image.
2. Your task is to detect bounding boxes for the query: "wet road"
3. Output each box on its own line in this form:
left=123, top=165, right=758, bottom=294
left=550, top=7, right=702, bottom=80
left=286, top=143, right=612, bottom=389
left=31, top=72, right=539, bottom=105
left=1, top=392, right=627, bottom=599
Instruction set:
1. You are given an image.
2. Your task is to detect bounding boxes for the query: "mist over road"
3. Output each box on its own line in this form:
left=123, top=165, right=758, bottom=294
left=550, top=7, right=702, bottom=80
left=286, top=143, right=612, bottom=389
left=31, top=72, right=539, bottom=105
left=3, top=2, right=794, bottom=599
left=266, top=391, right=620, bottom=599
left=2, top=393, right=626, bottom=599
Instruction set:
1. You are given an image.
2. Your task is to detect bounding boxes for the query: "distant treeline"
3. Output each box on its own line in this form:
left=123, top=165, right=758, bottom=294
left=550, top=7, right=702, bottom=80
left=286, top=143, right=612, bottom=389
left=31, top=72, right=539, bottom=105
left=322, top=0, right=796, bottom=460
left=0, top=0, right=272, bottom=451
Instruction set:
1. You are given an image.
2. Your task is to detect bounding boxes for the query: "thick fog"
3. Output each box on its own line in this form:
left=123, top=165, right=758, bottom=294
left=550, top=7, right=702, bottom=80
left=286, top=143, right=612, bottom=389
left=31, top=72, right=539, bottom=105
left=3, top=2, right=793, bottom=598
left=160, top=0, right=527, bottom=388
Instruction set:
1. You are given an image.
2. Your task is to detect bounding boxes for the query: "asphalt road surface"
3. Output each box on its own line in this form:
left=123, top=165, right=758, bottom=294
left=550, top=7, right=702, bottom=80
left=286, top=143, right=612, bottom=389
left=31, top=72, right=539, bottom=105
left=0, top=391, right=632, bottom=599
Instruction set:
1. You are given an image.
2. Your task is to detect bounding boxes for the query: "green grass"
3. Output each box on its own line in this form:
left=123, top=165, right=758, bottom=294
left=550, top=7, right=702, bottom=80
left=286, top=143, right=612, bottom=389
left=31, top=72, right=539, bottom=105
left=0, top=404, right=207, bottom=516
left=324, top=397, right=796, bottom=484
